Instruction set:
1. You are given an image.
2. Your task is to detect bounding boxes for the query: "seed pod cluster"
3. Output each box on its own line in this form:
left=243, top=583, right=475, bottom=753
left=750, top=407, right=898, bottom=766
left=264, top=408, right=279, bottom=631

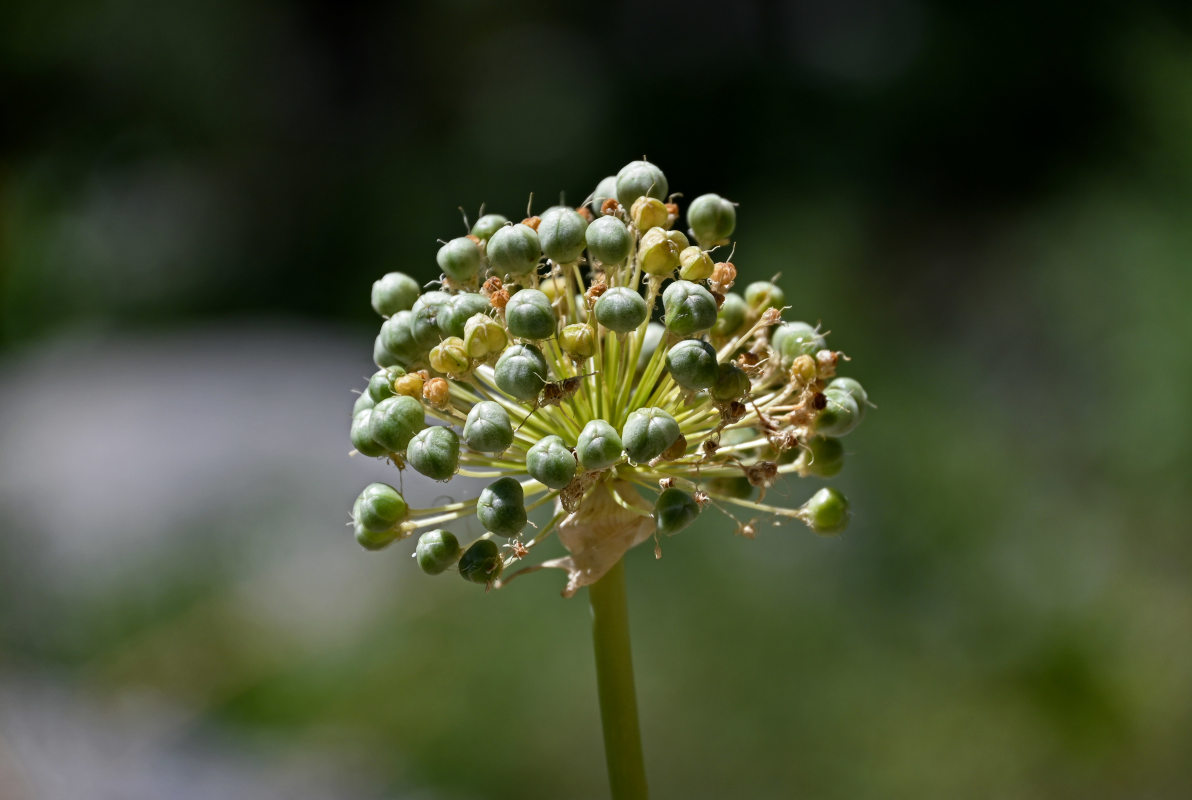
left=348, top=160, right=869, bottom=592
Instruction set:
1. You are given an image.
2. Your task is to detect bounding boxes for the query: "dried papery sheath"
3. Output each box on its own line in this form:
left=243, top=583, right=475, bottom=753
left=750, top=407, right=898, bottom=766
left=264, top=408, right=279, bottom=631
left=346, top=160, right=868, bottom=594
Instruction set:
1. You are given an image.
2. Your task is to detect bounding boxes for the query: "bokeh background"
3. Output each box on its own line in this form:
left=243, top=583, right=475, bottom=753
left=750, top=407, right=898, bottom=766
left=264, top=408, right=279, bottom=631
left=3, top=1, right=1191, bottom=798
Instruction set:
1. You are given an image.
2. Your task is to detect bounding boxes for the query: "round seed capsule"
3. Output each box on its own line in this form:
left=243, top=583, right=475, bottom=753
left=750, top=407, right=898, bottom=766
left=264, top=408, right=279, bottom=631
left=488, top=223, right=541, bottom=275
left=538, top=207, right=588, bottom=264
left=406, top=425, right=460, bottom=481
left=744, top=281, right=786, bottom=312
left=437, top=292, right=491, bottom=338
left=653, top=487, right=700, bottom=536
left=368, top=366, right=404, bottom=402
left=802, top=436, right=845, bottom=478
left=505, top=288, right=557, bottom=340
left=622, top=407, right=681, bottom=463
left=416, top=529, right=462, bottom=574
left=371, top=271, right=421, bottom=317
left=711, top=362, right=752, bottom=401
left=411, top=292, right=451, bottom=351
left=712, top=292, right=748, bottom=339
left=630, top=196, right=669, bottom=231
left=828, top=377, right=869, bottom=416
left=576, top=419, right=624, bottom=470
left=471, top=213, right=508, bottom=241
left=355, top=520, right=400, bottom=551
left=353, top=482, right=409, bottom=533
left=477, top=476, right=527, bottom=537
left=353, top=389, right=376, bottom=415
left=585, top=215, right=633, bottom=265
left=379, top=311, right=420, bottom=366
left=638, top=227, right=688, bottom=276
left=368, top=395, right=426, bottom=452
left=662, top=280, right=718, bottom=334
left=463, top=400, right=514, bottom=453
left=772, top=322, right=826, bottom=364
left=591, top=175, right=618, bottom=210
left=615, top=159, right=669, bottom=208
left=594, top=287, right=648, bottom=333
left=373, top=333, right=403, bottom=369
left=678, top=246, right=715, bottom=281
left=463, top=313, right=507, bottom=358
left=428, top=337, right=469, bottom=376
left=351, top=409, right=389, bottom=457
left=687, top=193, right=736, bottom=248
left=666, top=339, right=719, bottom=390
left=494, top=343, right=548, bottom=401
left=801, top=487, right=850, bottom=535
left=458, top=539, right=503, bottom=583
left=436, top=237, right=482, bottom=281
left=816, top=388, right=860, bottom=437
left=560, top=323, right=595, bottom=358
left=526, top=435, right=578, bottom=490
left=636, top=322, right=666, bottom=373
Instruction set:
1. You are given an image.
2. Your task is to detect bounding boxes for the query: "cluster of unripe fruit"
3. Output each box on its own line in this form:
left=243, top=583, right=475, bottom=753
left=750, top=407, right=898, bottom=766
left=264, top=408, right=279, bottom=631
left=348, top=160, right=869, bottom=591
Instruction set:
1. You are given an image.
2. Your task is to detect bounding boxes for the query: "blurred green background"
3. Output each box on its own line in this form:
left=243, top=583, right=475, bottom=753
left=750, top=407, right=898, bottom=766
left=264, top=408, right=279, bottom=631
left=2, top=1, right=1191, bottom=798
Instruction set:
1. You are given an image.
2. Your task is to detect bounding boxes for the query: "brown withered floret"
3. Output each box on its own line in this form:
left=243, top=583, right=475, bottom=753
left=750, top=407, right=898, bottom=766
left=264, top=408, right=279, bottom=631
left=489, top=289, right=510, bottom=310
left=422, top=377, right=450, bottom=408
left=658, top=477, right=675, bottom=489
left=521, top=216, right=542, bottom=231
left=585, top=282, right=607, bottom=306
left=710, top=261, right=737, bottom=293
left=600, top=198, right=620, bottom=216
left=481, top=275, right=503, bottom=295
left=576, top=206, right=594, bottom=222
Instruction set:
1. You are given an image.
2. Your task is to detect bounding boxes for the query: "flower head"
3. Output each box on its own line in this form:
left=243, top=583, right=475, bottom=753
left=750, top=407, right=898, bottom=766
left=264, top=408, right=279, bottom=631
left=349, top=160, right=870, bottom=595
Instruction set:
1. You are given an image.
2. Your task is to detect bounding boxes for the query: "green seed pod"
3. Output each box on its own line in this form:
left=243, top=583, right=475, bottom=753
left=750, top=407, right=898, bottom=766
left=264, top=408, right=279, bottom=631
left=437, top=292, right=491, bottom=338
left=662, top=280, right=718, bottom=334
left=429, top=336, right=470, bottom=376
left=488, top=223, right=541, bottom=275
left=406, top=425, right=461, bottom=481
left=801, top=487, right=850, bottom=535
left=744, top=281, right=786, bottom=312
left=411, top=291, right=451, bottom=351
left=505, top=288, right=557, bottom=340
left=639, top=227, right=689, bottom=276
left=666, top=338, right=719, bottom=390
left=494, top=343, right=548, bottom=401
left=711, top=362, right=752, bottom=401
left=353, top=482, right=409, bottom=533
left=354, top=521, right=397, bottom=551
left=351, top=409, right=389, bottom=457
left=463, top=313, right=507, bottom=359
left=353, top=389, right=376, bottom=415
left=373, top=333, right=403, bottom=369
left=368, top=395, right=426, bottom=452
left=458, top=539, right=503, bottom=583
left=463, top=400, right=514, bottom=453
left=470, top=213, right=508, bottom=241
left=371, top=271, right=421, bottom=317
left=416, top=529, right=462, bottom=574
left=802, top=436, right=845, bottom=478
left=828, top=377, right=869, bottom=417
left=653, top=487, right=700, bottom=536
left=816, top=388, right=860, bottom=437
left=576, top=419, right=623, bottom=470
left=636, top=322, right=666, bottom=373
left=591, top=175, right=618, bottom=210
left=436, top=237, right=482, bottom=281
left=622, top=407, right=681, bottom=463
left=379, top=311, right=420, bottom=366
left=367, top=366, right=406, bottom=403
left=687, top=193, right=736, bottom=248
left=706, top=476, right=754, bottom=499
left=772, top=322, right=826, bottom=364
left=526, top=435, right=578, bottom=490
left=630, top=196, right=669, bottom=231
left=538, top=207, right=588, bottom=264
left=711, top=292, right=748, bottom=339
left=615, top=159, right=669, bottom=208
left=477, top=476, right=527, bottom=537
left=678, top=246, right=715, bottom=281
left=585, top=216, right=633, bottom=265
left=594, top=287, right=648, bottom=333
left=560, top=322, right=595, bottom=358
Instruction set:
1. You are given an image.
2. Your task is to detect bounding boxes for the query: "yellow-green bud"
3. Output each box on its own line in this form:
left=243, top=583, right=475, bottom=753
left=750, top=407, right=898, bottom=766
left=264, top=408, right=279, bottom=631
left=678, top=246, right=715, bottom=281
left=429, top=337, right=469, bottom=376
left=630, top=196, right=669, bottom=231
left=560, top=322, right=595, bottom=358
left=639, top=227, right=689, bottom=276
left=463, top=313, right=507, bottom=359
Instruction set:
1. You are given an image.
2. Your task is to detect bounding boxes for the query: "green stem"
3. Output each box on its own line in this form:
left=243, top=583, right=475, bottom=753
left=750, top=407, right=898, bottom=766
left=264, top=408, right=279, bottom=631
left=588, top=558, right=649, bottom=800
